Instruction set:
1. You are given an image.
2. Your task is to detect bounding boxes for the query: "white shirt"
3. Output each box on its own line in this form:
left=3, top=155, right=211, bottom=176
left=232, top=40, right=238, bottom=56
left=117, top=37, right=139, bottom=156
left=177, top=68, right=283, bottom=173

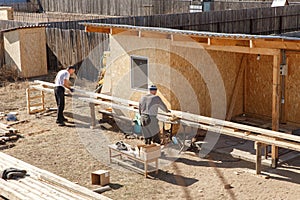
left=54, top=70, right=70, bottom=86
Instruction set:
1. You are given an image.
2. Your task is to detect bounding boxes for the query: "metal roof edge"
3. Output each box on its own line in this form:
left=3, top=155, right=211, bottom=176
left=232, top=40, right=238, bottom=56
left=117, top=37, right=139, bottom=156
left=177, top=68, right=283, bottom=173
left=80, top=22, right=300, bottom=41
left=0, top=24, right=48, bottom=33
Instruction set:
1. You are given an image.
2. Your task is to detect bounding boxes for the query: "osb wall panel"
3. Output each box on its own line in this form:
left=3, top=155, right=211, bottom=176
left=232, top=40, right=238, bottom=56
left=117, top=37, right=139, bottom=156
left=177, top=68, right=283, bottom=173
left=20, top=27, right=47, bottom=78
left=207, top=51, right=245, bottom=118
left=245, top=55, right=273, bottom=117
left=106, top=35, right=246, bottom=120
left=105, top=35, right=172, bottom=110
left=285, top=52, right=300, bottom=124
left=169, top=48, right=210, bottom=116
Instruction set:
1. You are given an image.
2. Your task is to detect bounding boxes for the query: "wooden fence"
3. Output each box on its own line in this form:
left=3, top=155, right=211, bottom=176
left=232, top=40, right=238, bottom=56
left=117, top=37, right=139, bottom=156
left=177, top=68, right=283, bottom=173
left=34, top=0, right=191, bottom=16
left=46, top=28, right=108, bottom=76
left=42, top=5, right=300, bottom=35
left=0, top=32, right=4, bottom=70
left=13, top=11, right=110, bottom=23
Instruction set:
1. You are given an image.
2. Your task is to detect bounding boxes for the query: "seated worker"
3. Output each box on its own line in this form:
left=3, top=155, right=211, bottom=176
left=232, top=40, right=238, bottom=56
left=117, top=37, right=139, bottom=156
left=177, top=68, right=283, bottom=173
left=95, top=68, right=106, bottom=93
left=139, top=85, right=170, bottom=144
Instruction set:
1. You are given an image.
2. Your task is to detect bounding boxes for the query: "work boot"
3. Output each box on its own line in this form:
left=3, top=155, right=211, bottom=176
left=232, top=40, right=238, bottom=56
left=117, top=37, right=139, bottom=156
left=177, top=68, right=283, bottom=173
left=56, top=120, right=65, bottom=126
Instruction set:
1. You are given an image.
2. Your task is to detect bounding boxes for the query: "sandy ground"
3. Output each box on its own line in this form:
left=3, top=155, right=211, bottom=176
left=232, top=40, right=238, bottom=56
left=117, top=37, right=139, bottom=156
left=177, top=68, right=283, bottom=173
left=1, top=80, right=300, bottom=200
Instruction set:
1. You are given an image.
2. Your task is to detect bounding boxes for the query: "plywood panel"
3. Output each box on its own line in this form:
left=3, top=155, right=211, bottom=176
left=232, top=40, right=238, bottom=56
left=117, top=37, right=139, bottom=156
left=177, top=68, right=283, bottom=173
left=285, top=52, right=300, bottom=124
left=245, top=55, right=273, bottom=117
left=20, top=27, right=47, bottom=78
left=169, top=49, right=209, bottom=116
left=208, top=51, right=245, bottom=118
left=107, top=35, right=246, bottom=121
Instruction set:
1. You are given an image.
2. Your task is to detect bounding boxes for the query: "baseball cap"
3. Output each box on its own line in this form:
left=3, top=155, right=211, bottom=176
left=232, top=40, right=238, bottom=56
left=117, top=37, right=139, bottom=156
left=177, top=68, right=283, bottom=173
left=149, top=85, right=157, bottom=91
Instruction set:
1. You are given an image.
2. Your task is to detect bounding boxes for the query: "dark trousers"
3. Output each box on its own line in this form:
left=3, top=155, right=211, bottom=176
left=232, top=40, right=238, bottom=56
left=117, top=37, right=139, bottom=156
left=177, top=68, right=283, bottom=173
left=54, top=86, right=65, bottom=123
left=141, top=115, right=161, bottom=144
left=144, top=133, right=160, bottom=145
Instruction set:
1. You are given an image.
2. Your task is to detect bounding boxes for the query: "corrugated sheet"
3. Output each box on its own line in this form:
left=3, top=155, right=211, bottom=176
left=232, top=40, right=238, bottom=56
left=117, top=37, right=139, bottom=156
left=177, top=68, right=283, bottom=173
left=82, top=23, right=300, bottom=41
left=0, top=24, right=48, bottom=32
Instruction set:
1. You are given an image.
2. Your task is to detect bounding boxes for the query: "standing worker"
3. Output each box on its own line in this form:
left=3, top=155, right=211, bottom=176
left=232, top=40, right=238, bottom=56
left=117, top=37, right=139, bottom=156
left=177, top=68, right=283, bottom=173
left=139, top=85, right=170, bottom=144
left=54, top=66, right=75, bottom=126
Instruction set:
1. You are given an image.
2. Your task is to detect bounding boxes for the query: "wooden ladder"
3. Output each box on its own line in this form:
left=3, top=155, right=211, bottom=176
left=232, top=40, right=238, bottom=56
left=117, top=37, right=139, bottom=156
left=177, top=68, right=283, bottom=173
left=26, top=87, right=45, bottom=114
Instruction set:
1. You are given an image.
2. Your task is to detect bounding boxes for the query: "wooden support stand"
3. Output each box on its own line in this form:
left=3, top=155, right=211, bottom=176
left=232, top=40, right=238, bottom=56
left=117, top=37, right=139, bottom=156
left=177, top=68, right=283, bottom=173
left=26, top=88, right=45, bottom=114
left=108, top=144, right=159, bottom=178
left=89, top=103, right=96, bottom=129
left=255, top=141, right=262, bottom=174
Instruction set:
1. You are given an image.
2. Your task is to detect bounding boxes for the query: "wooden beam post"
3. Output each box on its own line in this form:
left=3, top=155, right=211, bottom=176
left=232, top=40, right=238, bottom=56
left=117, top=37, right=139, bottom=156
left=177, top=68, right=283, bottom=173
left=255, top=141, right=262, bottom=174
left=271, top=54, right=281, bottom=168
left=26, top=88, right=31, bottom=114
left=41, top=91, right=45, bottom=111
left=280, top=53, right=287, bottom=124
left=89, top=103, right=96, bottom=129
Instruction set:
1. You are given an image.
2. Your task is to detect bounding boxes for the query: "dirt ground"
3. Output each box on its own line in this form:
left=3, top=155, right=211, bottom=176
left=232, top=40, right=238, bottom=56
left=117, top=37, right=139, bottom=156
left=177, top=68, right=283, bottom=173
left=1, top=79, right=300, bottom=200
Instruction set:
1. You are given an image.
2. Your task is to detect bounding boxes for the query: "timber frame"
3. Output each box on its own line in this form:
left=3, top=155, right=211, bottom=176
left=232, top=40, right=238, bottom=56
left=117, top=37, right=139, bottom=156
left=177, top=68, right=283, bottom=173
left=82, top=23, right=300, bottom=168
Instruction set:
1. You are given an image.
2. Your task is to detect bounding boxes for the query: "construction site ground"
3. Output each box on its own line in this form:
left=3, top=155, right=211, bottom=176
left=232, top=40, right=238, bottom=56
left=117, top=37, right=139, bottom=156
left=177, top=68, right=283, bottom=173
left=1, top=78, right=300, bottom=200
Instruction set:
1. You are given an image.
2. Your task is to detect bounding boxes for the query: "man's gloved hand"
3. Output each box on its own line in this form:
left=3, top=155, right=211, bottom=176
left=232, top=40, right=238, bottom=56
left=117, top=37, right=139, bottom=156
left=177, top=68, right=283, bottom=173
left=70, top=88, right=75, bottom=93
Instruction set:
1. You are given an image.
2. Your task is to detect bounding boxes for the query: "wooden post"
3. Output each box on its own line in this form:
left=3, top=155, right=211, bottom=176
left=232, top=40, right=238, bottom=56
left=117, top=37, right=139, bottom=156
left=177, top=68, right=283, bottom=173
left=243, top=56, right=248, bottom=114
left=26, top=88, right=31, bottom=114
left=255, top=141, right=262, bottom=174
left=271, top=54, right=281, bottom=168
left=89, top=103, right=96, bottom=129
left=280, top=54, right=287, bottom=124
left=41, top=91, right=45, bottom=111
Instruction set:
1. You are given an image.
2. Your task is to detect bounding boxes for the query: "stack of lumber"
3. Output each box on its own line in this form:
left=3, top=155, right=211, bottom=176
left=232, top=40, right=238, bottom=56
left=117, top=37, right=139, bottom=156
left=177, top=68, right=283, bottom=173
left=0, top=122, right=19, bottom=148
left=0, top=152, right=111, bottom=200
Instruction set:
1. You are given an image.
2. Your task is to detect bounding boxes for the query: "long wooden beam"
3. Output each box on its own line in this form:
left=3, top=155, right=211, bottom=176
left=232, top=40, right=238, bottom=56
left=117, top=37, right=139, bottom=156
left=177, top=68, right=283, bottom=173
left=253, top=39, right=300, bottom=51
left=32, top=81, right=300, bottom=143
left=203, top=45, right=280, bottom=55
left=76, top=95, right=300, bottom=152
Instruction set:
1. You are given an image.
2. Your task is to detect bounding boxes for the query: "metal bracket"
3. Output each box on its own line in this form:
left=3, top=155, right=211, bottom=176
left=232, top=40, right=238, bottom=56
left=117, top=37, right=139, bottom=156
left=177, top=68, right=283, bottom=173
left=280, top=64, right=288, bottom=76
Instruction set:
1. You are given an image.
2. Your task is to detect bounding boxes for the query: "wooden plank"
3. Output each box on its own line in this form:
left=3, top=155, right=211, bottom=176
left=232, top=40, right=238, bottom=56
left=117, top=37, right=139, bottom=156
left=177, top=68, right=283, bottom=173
left=39, top=175, right=109, bottom=200
left=28, top=95, right=44, bottom=100
left=30, top=103, right=44, bottom=107
left=253, top=40, right=300, bottom=51
left=0, top=152, right=110, bottom=200
left=20, top=177, right=76, bottom=200
left=140, top=31, right=170, bottom=39
left=170, top=110, right=300, bottom=143
left=31, top=85, right=54, bottom=93
left=203, top=45, right=280, bottom=56
left=85, top=26, right=110, bottom=33
left=226, top=55, right=246, bottom=121
left=7, top=179, right=55, bottom=200
left=0, top=179, right=31, bottom=200
left=0, top=179, right=42, bottom=200
left=271, top=54, right=281, bottom=168
left=0, top=122, right=10, bottom=129
left=33, top=80, right=300, bottom=143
